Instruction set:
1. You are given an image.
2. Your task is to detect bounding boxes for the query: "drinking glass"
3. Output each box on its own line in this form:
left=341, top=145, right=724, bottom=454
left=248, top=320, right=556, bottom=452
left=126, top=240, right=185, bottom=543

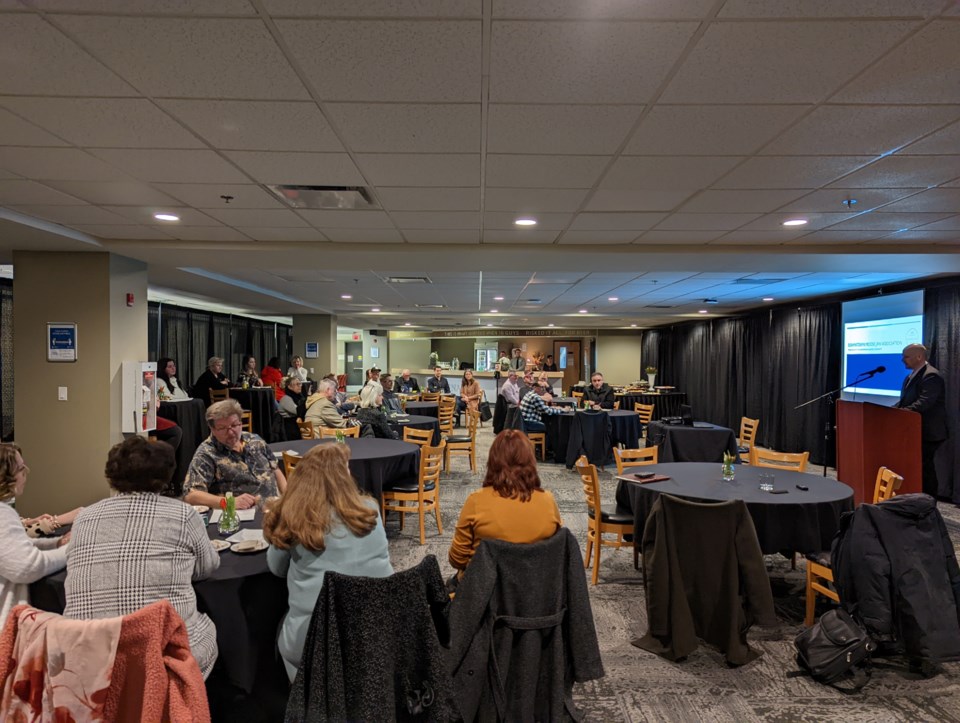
left=759, top=472, right=775, bottom=492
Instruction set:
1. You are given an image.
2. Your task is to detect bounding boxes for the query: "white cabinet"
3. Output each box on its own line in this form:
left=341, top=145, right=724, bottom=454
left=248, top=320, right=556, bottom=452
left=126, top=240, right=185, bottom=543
left=122, top=361, right=157, bottom=434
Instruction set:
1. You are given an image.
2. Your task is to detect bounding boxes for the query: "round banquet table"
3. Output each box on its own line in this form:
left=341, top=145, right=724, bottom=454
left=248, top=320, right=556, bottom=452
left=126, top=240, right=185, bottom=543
left=618, top=391, right=688, bottom=419
left=545, top=409, right=641, bottom=465
left=403, top=401, right=439, bottom=418
left=268, top=437, right=419, bottom=500
left=229, top=387, right=278, bottom=442
left=158, top=397, right=207, bottom=496
left=387, top=413, right=441, bottom=446
left=614, top=462, right=855, bottom=555
left=646, top=420, right=738, bottom=463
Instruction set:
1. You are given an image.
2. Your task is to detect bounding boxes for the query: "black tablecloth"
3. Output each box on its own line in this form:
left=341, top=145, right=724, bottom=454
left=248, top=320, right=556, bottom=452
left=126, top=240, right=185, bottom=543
left=615, top=463, right=854, bottom=555
left=618, top=392, right=688, bottom=419
left=404, top=401, right=438, bottom=418
left=552, top=396, right=577, bottom=407
left=541, top=410, right=640, bottom=466
left=388, top=414, right=441, bottom=446
left=647, top=420, right=738, bottom=462
left=268, top=438, right=419, bottom=500
left=230, top=387, right=278, bottom=442
left=158, top=398, right=207, bottom=496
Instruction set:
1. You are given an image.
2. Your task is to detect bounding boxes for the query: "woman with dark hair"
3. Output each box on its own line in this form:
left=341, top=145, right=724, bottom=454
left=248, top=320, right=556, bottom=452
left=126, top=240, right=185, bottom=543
left=264, top=444, right=392, bottom=681
left=64, top=437, right=220, bottom=678
left=237, top=354, right=262, bottom=388
left=448, top=430, right=561, bottom=575
left=156, top=357, right=190, bottom=400
left=261, top=356, right=284, bottom=399
left=458, top=369, right=482, bottom=416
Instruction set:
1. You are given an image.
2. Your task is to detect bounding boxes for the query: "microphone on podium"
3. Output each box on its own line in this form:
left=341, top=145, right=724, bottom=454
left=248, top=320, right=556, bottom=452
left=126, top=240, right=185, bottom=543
left=860, top=365, right=886, bottom=377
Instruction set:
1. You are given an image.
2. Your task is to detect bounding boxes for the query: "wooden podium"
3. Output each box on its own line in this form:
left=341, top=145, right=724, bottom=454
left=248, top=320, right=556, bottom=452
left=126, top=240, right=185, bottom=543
left=836, top=400, right=922, bottom=505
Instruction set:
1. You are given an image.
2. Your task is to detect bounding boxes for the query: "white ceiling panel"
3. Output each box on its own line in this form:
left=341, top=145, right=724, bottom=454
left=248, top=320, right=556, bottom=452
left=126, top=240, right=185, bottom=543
left=167, top=226, right=253, bottom=242
left=71, top=224, right=173, bottom=239
left=783, top=230, right=882, bottom=244
left=833, top=22, right=960, bottom=103
left=376, top=187, right=479, bottom=212
left=0, top=180, right=85, bottom=206
left=224, top=151, right=364, bottom=185
left=655, top=213, right=760, bottom=231
left=355, top=154, right=479, bottom=187
left=159, top=100, right=344, bottom=152
left=483, top=188, right=587, bottom=213
left=863, top=231, right=960, bottom=244
left=0, top=107, right=69, bottom=147
left=710, top=232, right=795, bottom=245
left=103, top=206, right=223, bottom=227
left=912, top=216, right=960, bottom=232
left=661, top=21, right=914, bottom=103
left=0, top=14, right=137, bottom=96
left=903, top=120, right=960, bottom=155
left=299, top=210, right=396, bottom=229
left=392, top=211, right=479, bottom=229
left=321, top=229, right=406, bottom=243
left=91, top=149, right=248, bottom=184
left=585, top=189, right=693, bottom=212
left=558, top=230, right=642, bottom=244
left=406, top=230, right=481, bottom=244
left=155, top=183, right=285, bottom=210
left=779, top=188, right=917, bottom=213
left=719, top=0, right=945, bottom=18
left=326, top=104, right=479, bottom=154
left=485, top=155, right=608, bottom=189
left=716, top=156, right=874, bottom=189
left=679, top=189, right=809, bottom=213
left=635, top=230, right=725, bottom=244
left=0, top=148, right=133, bottom=182
left=1, top=98, right=204, bottom=149
left=264, top=0, right=479, bottom=17
left=11, top=204, right=128, bottom=225
left=487, top=104, right=641, bottom=155
left=568, top=213, right=665, bottom=231
left=30, top=0, right=255, bottom=14
left=494, top=0, right=717, bottom=19
left=826, top=212, right=953, bottom=231
left=601, top=156, right=743, bottom=191
left=482, top=229, right=560, bottom=243
left=483, top=212, right=572, bottom=230
left=238, top=227, right=327, bottom=241
left=877, top=189, right=960, bottom=214
left=45, top=180, right=181, bottom=207
left=200, top=208, right=309, bottom=228
left=56, top=16, right=309, bottom=99
left=277, top=20, right=481, bottom=102
left=828, top=155, right=960, bottom=188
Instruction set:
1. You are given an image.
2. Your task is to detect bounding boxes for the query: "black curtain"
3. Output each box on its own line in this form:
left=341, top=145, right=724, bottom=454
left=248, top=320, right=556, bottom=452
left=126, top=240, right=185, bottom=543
left=159, top=306, right=191, bottom=382
left=211, top=316, right=232, bottom=381
left=277, top=325, right=293, bottom=369
left=147, top=304, right=159, bottom=363
left=230, top=317, right=250, bottom=380
left=926, top=283, right=960, bottom=501
left=188, top=311, right=211, bottom=386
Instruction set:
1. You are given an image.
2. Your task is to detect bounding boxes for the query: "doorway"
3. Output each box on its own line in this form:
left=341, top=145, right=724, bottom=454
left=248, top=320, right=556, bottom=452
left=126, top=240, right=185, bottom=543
left=345, top=342, right=364, bottom=388
left=553, top=340, right=581, bottom=394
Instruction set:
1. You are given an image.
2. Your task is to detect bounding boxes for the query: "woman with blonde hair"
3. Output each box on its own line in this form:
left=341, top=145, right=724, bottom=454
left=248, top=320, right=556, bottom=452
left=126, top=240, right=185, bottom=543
left=264, top=443, right=393, bottom=681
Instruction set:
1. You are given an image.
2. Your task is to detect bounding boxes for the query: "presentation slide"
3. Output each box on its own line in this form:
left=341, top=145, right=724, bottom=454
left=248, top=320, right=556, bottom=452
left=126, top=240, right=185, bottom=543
left=840, top=290, right=924, bottom=402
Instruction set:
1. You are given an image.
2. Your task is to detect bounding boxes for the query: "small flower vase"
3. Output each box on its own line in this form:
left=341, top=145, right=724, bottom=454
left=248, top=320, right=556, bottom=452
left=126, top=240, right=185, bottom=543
left=218, top=494, right=239, bottom=535
left=335, top=430, right=346, bottom=444
left=721, top=460, right=735, bottom=482
left=647, top=373, right=656, bottom=388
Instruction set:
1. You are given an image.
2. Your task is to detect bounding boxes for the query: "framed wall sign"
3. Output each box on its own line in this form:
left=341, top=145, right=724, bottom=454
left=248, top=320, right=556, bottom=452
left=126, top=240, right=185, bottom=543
left=305, top=342, right=319, bottom=359
left=47, top=322, right=78, bottom=362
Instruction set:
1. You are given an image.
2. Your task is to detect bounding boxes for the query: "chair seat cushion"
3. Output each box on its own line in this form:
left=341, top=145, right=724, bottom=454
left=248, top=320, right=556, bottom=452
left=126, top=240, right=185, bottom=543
left=805, top=550, right=831, bottom=567
left=445, top=435, right=473, bottom=444
left=385, top=481, right=436, bottom=494
left=588, top=505, right=634, bottom=525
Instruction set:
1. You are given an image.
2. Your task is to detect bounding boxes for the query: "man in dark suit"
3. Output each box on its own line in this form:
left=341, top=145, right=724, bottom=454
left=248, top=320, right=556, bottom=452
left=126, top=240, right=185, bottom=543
left=895, top=343, right=948, bottom=498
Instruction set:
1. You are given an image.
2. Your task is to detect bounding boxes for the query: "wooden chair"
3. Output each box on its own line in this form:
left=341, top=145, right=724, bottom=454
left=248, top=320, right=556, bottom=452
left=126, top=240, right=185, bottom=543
left=421, top=391, right=441, bottom=402
left=613, top=446, right=658, bottom=475
left=381, top=441, right=445, bottom=545
left=319, top=425, right=360, bottom=438
left=749, top=447, right=809, bottom=472
left=444, top=409, right=479, bottom=472
left=437, top=396, right=456, bottom=437
left=282, top=451, right=300, bottom=476
left=634, top=403, right=654, bottom=425
left=240, top=410, right=253, bottom=433
left=804, top=466, right=904, bottom=626
left=613, top=400, right=620, bottom=410
left=209, top=388, right=229, bottom=404
left=738, top=417, right=759, bottom=463
left=576, top=455, right=637, bottom=585
left=402, top=426, right=434, bottom=448
left=571, top=390, right=584, bottom=405
left=295, top=419, right=315, bottom=440
left=525, top=430, right=546, bottom=461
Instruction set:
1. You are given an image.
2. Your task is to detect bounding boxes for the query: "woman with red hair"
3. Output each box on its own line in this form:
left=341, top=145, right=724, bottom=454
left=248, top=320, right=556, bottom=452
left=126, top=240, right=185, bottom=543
left=448, top=429, right=561, bottom=576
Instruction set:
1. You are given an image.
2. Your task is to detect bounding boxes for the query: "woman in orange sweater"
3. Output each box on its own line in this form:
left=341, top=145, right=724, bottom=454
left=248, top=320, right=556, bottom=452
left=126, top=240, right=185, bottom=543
left=449, top=429, right=561, bottom=575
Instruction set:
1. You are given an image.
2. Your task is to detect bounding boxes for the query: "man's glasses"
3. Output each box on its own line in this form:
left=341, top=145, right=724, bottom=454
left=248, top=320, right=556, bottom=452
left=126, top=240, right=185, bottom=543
left=213, top=422, right=243, bottom=433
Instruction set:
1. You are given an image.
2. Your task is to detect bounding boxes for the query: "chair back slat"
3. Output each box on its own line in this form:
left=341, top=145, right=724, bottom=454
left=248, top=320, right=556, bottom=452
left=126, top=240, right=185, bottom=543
left=575, top=455, right=601, bottom=512
left=403, top=426, right=434, bottom=447
left=873, top=466, right=904, bottom=504
left=634, top=403, right=655, bottom=424
left=749, top=447, right=809, bottom=472
left=613, top=446, right=658, bottom=475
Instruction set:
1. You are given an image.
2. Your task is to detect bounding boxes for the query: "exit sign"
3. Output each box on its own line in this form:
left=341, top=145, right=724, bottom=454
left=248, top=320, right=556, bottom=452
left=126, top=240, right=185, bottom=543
left=352, top=332, right=361, bottom=341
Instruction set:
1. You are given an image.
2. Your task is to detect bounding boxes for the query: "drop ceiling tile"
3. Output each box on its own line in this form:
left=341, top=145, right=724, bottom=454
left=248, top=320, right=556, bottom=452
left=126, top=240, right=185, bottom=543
left=0, top=107, right=69, bottom=147
left=863, top=231, right=960, bottom=244
left=326, top=104, right=479, bottom=153
left=0, top=180, right=86, bottom=206
left=779, top=188, right=918, bottom=213
left=716, top=156, right=874, bottom=189
left=783, top=230, right=882, bottom=244
left=493, top=0, right=717, bottom=18
left=486, top=155, right=607, bottom=189
left=321, top=228, right=405, bottom=243
left=406, top=230, right=481, bottom=244
left=719, top=0, right=944, bottom=17
left=0, top=148, right=133, bottom=182
left=912, top=215, right=960, bottom=232
left=558, top=230, right=642, bottom=244
left=239, top=227, right=327, bottom=241
left=166, top=226, right=253, bottom=241
left=91, top=149, right=247, bottom=184
left=601, top=157, right=742, bottom=191
left=762, top=105, right=960, bottom=156
left=224, top=151, right=364, bottom=185
left=680, top=189, right=809, bottom=213
left=569, top=213, right=665, bottom=231
left=376, top=187, right=479, bottom=212
left=585, top=189, right=693, bottom=212
left=903, top=120, right=960, bottom=154
left=655, top=213, right=760, bottom=231
left=876, top=189, right=960, bottom=213
left=13, top=204, right=129, bottom=225
left=391, top=211, right=478, bottom=229
left=826, top=212, right=952, bottom=231
left=0, top=15, right=137, bottom=96
left=482, top=229, right=560, bottom=243
left=159, top=100, right=344, bottom=152
left=72, top=224, right=173, bottom=240
left=833, top=22, right=960, bottom=103
left=487, top=104, right=641, bottom=155
left=484, top=188, right=588, bottom=213
left=490, top=20, right=696, bottom=103
left=102, top=206, right=224, bottom=226
left=356, top=154, right=479, bottom=186
left=264, top=0, right=479, bottom=16
left=30, top=0, right=254, bottom=14
left=709, top=232, right=794, bottom=245
left=299, top=210, right=395, bottom=229
left=44, top=180, right=181, bottom=207
left=56, top=16, right=309, bottom=99
left=482, top=212, right=572, bottom=230
left=1, top=98, right=203, bottom=149
left=635, top=230, right=725, bottom=244
left=661, top=21, right=913, bottom=103
left=827, top=156, right=960, bottom=188
left=625, top=105, right=806, bottom=156
left=277, top=20, right=480, bottom=102
left=738, top=213, right=856, bottom=231
left=155, top=183, right=284, bottom=209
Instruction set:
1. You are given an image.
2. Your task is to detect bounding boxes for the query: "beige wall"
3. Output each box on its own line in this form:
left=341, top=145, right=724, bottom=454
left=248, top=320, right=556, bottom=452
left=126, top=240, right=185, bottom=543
left=292, top=314, right=337, bottom=377
left=596, top=330, right=643, bottom=386
left=388, top=338, right=430, bottom=372
left=108, top=255, right=148, bottom=442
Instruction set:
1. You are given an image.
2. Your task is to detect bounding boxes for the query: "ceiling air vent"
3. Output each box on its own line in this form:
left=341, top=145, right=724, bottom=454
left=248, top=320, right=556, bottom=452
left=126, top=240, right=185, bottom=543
left=265, top=185, right=379, bottom=210
left=735, top=277, right=787, bottom=285
left=415, top=304, right=446, bottom=309
left=386, top=276, right=431, bottom=284
left=644, top=304, right=674, bottom=309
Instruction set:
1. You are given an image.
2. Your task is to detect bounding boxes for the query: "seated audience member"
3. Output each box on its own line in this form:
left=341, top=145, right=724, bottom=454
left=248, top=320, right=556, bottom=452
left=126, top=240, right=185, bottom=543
left=279, top=377, right=307, bottom=420
left=509, top=348, right=526, bottom=371
left=518, top=370, right=537, bottom=400
left=459, top=369, right=482, bottom=415
left=583, top=372, right=615, bottom=409
left=535, top=371, right=554, bottom=397
left=324, top=373, right=355, bottom=413
left=427, top=366, right=451, bottom=394
left=541, top=355, right=558, bottom=372
left=156, top=357, right=190, bottom=400
left=380, top=374, right=404, bottom=414
left=193, top=356, right=231, bottom=405
left=236, top=354, right=262, bottom=388
left=304, top=379, right=350, bottom=431
left=288, top=355, right=309, bottom=383
left=499, top=370, right=521, bottom=405
left=519, top=388, right=563, bottom=432
left=261, top=356, right=285, bottom=399
left=357, top=388, right=399, bottom=439
left=263, top=444, right=392, bottom=681
left=0, top=443, right=70, bottom=628
left=448, top=430, right=561, bottom=577
left=20, top=507, right=83, bottom=539
left=397, top=369, right=420, bottom=394
left=63, top=437, right=220, bottom=678
left=183, top=399, right=286, bottom=510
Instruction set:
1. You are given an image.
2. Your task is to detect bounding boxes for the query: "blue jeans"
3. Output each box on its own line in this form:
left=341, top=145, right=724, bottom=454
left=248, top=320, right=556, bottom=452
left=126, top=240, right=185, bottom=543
left=522, top=419, right=545, bottom=432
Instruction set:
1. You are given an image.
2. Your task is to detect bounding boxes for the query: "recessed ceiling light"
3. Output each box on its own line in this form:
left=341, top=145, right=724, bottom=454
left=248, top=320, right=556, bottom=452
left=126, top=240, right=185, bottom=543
left=608, top=297, right=618, bottom=301
left=153, top=213, right=179, bottom=222
left=630, top=324, right=637, bottom=328
left=486, top=323, right=493, bottom=327
left=698, top=309, right=708, bottom=314
left=404, top=322, right=411, bottom=326
left=578, top=309, right=588, bottom=314
left=514, top=218, right=537, bottom=227
left=489, top=309, right=498, bottom=313
left=340, top=294, right=352, bottom=299
left=763, top=297, right=775, bottom=302
left=493, top=296, right=504, bottom=301
left=548, top=323, right=555, bottom=327
left=371, top=308, right=380, bottom=312
left=782, top=219, right=808, bottom=227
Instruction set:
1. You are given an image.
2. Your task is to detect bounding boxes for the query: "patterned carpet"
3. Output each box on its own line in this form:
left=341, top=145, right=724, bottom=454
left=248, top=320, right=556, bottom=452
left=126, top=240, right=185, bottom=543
left=384, top=424, right=960, bottom=723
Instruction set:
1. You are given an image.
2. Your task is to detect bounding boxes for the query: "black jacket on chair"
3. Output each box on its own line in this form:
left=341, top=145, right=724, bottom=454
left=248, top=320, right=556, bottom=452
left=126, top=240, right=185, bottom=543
left=492, top=394, right=507, bottom=434
left=565, top=410, right=612, bottom=469
left=285, top=556, right=458, bottom=722
left=833, top=493, right=960, bottom=663
left=448, top=530, right=604, bottom=722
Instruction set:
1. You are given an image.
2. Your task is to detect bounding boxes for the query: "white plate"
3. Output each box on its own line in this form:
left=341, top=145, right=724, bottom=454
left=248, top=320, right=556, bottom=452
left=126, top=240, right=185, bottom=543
left=192, top=505, right=210, bottom=515
left=210, top=539, right=231, bottom=552
left=231, top=539, right=268, bottom=554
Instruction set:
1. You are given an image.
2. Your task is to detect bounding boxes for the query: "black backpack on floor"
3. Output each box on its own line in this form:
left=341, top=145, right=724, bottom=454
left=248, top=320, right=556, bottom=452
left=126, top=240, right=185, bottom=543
left=794, top=609, right=876, bottom=693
